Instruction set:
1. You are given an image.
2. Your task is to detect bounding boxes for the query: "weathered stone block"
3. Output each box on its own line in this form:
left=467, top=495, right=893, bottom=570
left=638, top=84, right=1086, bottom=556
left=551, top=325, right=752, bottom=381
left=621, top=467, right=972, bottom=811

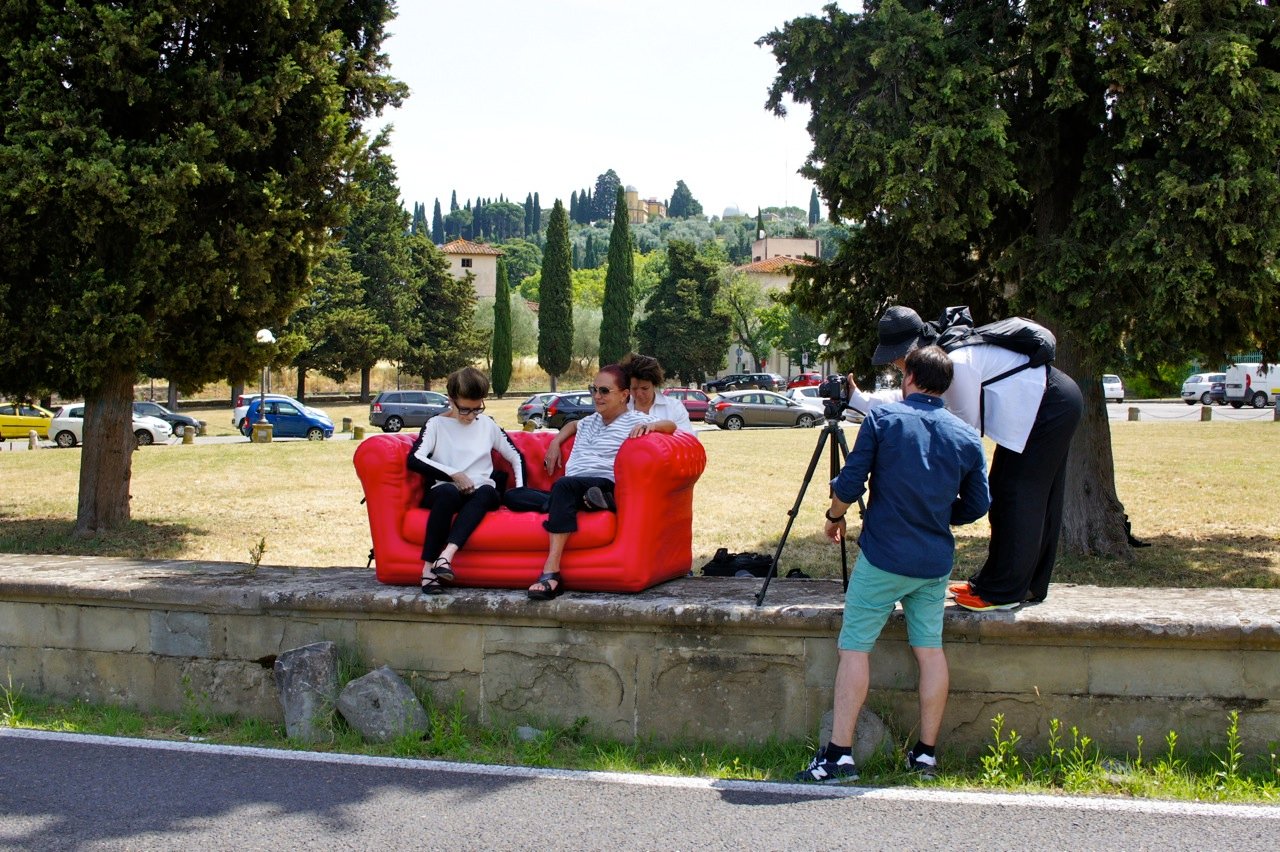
left=945, top=642, right=1089, bottom=694
left=149, top=610, right=211, bottom=658
left=273, top=641, right=339, bottom=742
left=1088, top=648, right=1244, bottom=698
left=483, top=641, right=633, bottom=738
left=359, top=619, right=484, bottom=673
left=337, top=665, right=430, bottom=743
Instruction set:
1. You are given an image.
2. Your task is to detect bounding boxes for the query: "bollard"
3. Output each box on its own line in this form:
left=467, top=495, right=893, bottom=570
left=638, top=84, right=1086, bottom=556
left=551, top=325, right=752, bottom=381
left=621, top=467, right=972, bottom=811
left=1274, top=405, right=1279, bottom=422
left=251, top=421, right=274, bottom=443
left=1201, top=405, right=1213, bottom=422
left=197, top=420, right=207, bottom=436
left=341, top=417, right=353, bottom=433
left=522, top=420, right=536, bottom=432
left=352, top=425, right=365, bottom=440
left=182, top=425, right=195, bottom=444
left=1127, top=407, right=1139, bottom=422
left=28, top=430, right=40, bottom=450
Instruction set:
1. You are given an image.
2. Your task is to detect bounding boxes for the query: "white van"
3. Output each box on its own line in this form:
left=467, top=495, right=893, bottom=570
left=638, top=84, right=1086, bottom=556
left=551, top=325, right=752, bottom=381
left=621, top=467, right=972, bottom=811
left=1223, top=364, right=1278, bottom=408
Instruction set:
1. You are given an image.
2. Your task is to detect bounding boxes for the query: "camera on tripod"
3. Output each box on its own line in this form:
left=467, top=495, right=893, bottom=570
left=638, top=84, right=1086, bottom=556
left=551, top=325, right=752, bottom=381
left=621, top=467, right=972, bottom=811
left=817, top=373, right=849, bottom=419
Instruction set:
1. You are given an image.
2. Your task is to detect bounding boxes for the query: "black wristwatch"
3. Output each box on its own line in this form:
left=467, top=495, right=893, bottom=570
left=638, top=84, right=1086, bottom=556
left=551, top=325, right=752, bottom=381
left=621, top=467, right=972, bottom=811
left=825, top=509, right=846, bottom=523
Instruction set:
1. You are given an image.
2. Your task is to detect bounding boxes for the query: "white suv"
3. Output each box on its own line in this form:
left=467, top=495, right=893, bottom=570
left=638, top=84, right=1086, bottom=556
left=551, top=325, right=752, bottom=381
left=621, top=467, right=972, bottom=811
left=1102, top=374, right=1124, bottom=403
left=1181, top=372, right=1226, bottom=406
left=50, top=404, right=173, bottom=448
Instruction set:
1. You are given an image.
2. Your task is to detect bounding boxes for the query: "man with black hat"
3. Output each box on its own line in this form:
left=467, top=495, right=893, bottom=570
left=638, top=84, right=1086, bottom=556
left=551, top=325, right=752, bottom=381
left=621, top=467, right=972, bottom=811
left=848, top=305, right=1083, bottom=610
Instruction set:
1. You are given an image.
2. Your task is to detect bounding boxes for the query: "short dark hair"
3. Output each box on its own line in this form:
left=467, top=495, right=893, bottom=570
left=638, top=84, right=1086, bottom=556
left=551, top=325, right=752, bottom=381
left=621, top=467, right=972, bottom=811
left=596, top=364, right=628, bottom=392
left=447, top=366, right=489, bottom=400
left=904, top=345, right=953, bottom=395
left=620, top=352, right=664, bottom=386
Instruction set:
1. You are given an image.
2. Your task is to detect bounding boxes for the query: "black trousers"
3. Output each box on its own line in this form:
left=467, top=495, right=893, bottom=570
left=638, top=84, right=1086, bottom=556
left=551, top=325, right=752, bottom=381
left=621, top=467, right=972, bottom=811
left=969, top=367, right=1083, bottom=604
left=421, top=483, right=500, bottom=562
left=543, top=476, right=614, bottom=534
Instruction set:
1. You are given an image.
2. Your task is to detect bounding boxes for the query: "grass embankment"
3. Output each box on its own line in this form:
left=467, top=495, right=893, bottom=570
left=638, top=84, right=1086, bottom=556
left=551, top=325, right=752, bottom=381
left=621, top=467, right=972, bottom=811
left=2, top=402, right=1278, bottom=587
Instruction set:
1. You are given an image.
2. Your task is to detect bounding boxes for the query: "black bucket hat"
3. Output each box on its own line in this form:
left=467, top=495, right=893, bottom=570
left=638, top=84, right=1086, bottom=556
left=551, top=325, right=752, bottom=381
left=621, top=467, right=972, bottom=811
left=871, top=306, right=928, bottom=365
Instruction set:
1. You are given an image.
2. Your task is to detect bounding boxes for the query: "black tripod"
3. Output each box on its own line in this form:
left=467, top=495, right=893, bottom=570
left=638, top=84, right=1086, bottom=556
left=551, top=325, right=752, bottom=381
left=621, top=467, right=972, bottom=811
left=756, top=403, right=864, bottom=606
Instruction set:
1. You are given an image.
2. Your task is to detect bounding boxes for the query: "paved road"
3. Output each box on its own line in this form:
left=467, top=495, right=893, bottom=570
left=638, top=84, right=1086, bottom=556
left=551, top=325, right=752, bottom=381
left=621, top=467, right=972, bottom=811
left=2, top=730, right=1276, bottom=851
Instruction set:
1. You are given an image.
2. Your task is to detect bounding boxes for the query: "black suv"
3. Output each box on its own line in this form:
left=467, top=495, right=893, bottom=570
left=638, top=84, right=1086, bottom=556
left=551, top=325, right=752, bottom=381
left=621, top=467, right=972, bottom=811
left=369, top=390, right=449, bottom=432
left=704, top=373, right=784, bottom=393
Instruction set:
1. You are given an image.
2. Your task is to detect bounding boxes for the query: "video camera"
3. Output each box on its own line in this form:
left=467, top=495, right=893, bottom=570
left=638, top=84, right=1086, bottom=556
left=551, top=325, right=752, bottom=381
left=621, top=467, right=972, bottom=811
left=817, top=373, right=848, bottom=419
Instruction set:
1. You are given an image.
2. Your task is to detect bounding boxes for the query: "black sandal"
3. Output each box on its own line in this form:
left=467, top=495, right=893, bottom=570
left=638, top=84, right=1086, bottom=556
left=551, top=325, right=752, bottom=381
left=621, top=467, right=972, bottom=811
left=527, top=572, right=564, bottom=601
left=421, top=569, right=445, bottom=596
left=432, top=558, right=455, bottom=582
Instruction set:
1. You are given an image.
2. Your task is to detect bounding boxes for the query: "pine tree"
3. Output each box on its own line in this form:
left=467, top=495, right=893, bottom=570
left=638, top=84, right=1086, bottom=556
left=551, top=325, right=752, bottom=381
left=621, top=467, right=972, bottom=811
left=537, top=199, right=573, bottom=389
left=491, top=257, right=513, bottom=398
left=668, top=180, right=702, bottom=218
left=808, top=188, right=821, bottom=226
left=599, top=187, right=634, bottom=366
left=431, top=199, right=444, bottom=244
left=593, top=169, right=621, bottom=220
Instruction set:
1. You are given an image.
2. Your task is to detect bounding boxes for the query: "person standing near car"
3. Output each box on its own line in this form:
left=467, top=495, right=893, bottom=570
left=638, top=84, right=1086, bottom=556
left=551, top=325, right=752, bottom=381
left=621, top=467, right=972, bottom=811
left=797, top=346, right=989, bottom=783
left=849, top=306, right=1083, bottom=611
left=408, top=367, right=524, bottom=595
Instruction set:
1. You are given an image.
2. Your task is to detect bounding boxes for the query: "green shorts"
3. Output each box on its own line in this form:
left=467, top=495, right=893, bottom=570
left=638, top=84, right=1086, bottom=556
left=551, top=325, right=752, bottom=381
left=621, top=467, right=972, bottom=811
left=837, top=552, right=948, bottom=653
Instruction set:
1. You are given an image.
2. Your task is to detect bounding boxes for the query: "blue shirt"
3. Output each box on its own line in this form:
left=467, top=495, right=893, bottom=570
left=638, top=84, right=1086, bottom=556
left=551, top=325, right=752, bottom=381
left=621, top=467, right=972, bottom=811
left=832, top=393, right=990, bottom=579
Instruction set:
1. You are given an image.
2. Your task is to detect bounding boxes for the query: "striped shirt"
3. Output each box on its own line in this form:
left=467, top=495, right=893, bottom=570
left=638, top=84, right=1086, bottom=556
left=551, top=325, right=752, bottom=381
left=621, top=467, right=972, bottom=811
left=565, top=410, right=655, bottom=480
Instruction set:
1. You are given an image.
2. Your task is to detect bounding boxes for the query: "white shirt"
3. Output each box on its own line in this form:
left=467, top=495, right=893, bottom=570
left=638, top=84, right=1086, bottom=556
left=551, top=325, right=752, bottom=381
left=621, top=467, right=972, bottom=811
left=410, top=415, right=524, bottom=489
left=629, top=391, right=695, bottom=435
left=565, top=410, right=654, bottom=480
left=850, top=345, right=1048, bottom=453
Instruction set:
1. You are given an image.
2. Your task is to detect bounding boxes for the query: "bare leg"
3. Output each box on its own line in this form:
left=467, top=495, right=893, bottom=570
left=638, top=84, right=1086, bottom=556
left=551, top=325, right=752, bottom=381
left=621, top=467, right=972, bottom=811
left=829, top=650, right=870, bottom=748
left=912, top=646, right=949, bottom=746
left=529, top=532, right=569, bottom=594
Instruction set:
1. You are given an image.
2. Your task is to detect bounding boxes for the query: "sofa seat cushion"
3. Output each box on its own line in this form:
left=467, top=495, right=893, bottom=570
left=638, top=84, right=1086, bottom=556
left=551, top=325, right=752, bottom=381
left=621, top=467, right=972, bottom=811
left=402, top=506, right=617, bottom=551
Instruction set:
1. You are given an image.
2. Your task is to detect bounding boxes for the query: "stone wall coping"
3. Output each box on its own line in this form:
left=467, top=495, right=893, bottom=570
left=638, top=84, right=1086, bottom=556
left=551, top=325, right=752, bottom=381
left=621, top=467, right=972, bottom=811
left=1, top=553, right=1277, bottom=649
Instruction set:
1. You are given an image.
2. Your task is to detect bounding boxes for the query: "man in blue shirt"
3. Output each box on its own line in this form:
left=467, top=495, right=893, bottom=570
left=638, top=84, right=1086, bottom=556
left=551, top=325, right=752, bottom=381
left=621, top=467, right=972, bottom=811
left=797, top=346, right=990, bottom=783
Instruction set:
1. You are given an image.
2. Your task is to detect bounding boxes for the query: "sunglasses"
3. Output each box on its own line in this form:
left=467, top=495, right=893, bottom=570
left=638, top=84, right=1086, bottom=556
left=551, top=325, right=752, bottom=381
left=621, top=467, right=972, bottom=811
left=453, top=403, right=486, bottom=415
left=588, top=386, right=621, bottom=396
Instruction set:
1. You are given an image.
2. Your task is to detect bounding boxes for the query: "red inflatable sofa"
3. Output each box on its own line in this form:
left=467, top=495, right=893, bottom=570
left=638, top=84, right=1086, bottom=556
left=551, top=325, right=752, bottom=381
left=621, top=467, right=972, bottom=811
left=352, top=428, right=706, bottom=593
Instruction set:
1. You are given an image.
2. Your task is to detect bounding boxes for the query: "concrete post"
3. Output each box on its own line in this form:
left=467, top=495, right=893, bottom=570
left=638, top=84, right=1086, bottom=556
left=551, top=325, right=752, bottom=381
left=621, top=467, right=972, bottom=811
left=27, top=430, right=40, bottom=450
left=181, top=426, right=195, bottom=444
left=352, top=426, right=365, bottom=440
left=1201, top=406, right=1213, bottom=422
left=1273, top=405, right=1279, bottom=422
left=197, top=420, right=207, bottom=436
left=1127, top=407, right=1139, bottom=421
left=251, top=422, right=273, bottom=443
left=341, top=417, right=353, bottom=433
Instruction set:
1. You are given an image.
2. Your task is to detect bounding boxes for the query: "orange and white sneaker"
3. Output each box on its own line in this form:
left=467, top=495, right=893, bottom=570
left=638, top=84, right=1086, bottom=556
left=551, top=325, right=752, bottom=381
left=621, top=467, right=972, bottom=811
left=946, top=581, right=971, bottom=598
left=951, top=588, right=1020, bottom=612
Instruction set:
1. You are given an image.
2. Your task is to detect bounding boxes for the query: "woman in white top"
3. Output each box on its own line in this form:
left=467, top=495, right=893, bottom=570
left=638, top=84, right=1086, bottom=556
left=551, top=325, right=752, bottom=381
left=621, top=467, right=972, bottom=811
left=407, top=367, right=524, bottom=594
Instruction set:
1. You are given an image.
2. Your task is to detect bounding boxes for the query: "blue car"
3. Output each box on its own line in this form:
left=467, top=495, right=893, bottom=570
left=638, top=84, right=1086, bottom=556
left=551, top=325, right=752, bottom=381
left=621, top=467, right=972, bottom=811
left=240, top=398, right=334, bottom=440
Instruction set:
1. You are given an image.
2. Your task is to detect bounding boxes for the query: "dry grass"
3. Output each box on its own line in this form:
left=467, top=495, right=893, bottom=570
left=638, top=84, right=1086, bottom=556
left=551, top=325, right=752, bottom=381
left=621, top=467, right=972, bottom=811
left=1, top=405, right=1277, bottom=588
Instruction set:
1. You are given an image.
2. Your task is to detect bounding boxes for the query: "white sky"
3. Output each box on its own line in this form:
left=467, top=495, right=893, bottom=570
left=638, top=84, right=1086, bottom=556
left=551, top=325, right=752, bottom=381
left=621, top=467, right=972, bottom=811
left=378, top=0, right=845, bottom=220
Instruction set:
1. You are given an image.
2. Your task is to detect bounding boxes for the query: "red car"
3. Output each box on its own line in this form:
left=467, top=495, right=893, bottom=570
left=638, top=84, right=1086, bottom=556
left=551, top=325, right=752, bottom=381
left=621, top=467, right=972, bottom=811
left=787, top=372, right=822, bottom=389
left=662, top=388, right=711, bottom=422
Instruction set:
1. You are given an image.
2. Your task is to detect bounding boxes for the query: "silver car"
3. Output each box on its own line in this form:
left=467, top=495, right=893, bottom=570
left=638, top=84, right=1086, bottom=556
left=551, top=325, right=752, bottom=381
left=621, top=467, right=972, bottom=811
left=704, top=390, right=820, bottom=430
left=369, top=390, right=450, bottom=432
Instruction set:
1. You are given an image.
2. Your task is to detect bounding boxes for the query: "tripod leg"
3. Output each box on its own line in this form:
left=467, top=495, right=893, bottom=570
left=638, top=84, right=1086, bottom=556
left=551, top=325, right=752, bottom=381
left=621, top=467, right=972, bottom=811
left=831, top=425, right=866, bottom=593
left=755, top=424, right=831, bottom=606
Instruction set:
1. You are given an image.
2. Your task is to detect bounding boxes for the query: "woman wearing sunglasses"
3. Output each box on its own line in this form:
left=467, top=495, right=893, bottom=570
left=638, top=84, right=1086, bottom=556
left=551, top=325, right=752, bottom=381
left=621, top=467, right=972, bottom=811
left=528, top=364, right=675, bottom=600
left=408, top=366, right=525, bottom=595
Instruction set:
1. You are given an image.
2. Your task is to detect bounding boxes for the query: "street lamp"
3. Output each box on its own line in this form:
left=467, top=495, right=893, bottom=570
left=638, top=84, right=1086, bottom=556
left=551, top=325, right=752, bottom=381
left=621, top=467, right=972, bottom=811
left=816, top=334, right=830, bottom=376
left=255, top=329, right=276, bottom=425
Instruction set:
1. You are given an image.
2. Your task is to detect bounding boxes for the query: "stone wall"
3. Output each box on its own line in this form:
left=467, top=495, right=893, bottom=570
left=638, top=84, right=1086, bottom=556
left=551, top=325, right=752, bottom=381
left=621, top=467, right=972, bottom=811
left=1, top=554, right=1276, bottom=754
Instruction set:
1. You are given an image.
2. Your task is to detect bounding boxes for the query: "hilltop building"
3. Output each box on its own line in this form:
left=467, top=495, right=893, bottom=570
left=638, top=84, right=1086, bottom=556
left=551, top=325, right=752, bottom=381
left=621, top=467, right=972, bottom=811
left=625, top=186, right=667, bottom=224
left=440, top=239, right=503, bottom=298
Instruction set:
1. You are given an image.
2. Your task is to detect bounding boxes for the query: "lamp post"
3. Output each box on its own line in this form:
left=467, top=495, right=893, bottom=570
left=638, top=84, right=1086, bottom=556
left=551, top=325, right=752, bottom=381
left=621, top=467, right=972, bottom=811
left=816, top=333, right=830, bottom=376
left=255, top=329, right=276, bottom=431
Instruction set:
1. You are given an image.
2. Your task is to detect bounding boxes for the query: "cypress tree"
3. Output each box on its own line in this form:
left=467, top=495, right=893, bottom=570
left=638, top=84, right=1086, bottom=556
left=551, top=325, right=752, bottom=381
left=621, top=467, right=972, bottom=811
left=584, top=232, right=597, bottom=269
left=532, top=193, right=541, bottom=234
left=524, top=193, right=533, bottom=236
left=431, top=199, right=444, bottom=244
left=537, top=199, right=573, bottom=389
left=569, top=190, right=578, bottom=224
left=599, top=186, right=634, bottom=366
left=756, top=208, right=765, bottom=237
left=808, top=188, right=821, bottom=226
left=491, top=257, right=513, bottom=398
left=450, top=190, right=459, bottom=213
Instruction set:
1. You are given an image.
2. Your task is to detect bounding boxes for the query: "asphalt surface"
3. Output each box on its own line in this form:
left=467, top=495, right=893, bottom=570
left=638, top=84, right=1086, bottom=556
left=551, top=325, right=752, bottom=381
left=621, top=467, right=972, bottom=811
left=2, top=730, right=1277, bottom=851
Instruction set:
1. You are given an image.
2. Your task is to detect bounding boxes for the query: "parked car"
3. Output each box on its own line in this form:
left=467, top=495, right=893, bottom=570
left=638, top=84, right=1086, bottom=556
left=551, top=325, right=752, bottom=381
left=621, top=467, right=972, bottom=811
left=132, top=401, right=200, bottom=436
left=661, top=387, right=711, bottom=422
left=232, top=392, right=297, bottom=429
left=1224, top=363, right=1277, bottom=409
left=1102, top=374, right=1124, bottom=403
left=240, top=398, right=333, bottom=440
left=543, top=391, right=594, bottom=430
left=787, top=372, right=823, bottom=389
left=704, top=390, right=820, bottom=430
left=49, top=404, right=173, bottom=448
left=704, top=372, right=785, bottom=393
left=1180, top=372, right=1227, bottom=406
left=0, top=401, right=54, bottom=439
left=517, top=392, right=560, bottom=428
left=784, top=386, right=826, bottom=413
left=369, top=389, right=449, bottom=432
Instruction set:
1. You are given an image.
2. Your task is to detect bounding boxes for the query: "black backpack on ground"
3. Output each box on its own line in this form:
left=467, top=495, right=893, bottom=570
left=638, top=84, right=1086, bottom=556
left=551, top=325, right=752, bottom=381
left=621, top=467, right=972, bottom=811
left=928, top=306, right=1056, bottom=435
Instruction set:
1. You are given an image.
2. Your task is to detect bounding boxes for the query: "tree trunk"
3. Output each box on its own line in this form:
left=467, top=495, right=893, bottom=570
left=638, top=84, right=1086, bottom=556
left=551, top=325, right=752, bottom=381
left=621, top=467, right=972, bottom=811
left=230, top=382, right=243, bottom=408
left=360, top=367, right=371, bottom=402
left=75, top=370, right=137, bottom=535
left=166, top=381, right=178, bottom=410
left=1054, top=333, right=1131, bottom=559
left=296, top=368, right=306, bottom=402
left=549, top=373, right=558, bottom=392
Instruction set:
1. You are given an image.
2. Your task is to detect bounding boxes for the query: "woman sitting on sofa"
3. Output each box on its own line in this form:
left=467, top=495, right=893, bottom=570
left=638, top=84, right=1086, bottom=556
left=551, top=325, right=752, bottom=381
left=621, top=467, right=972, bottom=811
left=407, top=366, right=525, bottom=595
left=528, top=364, right=675, bottom=601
